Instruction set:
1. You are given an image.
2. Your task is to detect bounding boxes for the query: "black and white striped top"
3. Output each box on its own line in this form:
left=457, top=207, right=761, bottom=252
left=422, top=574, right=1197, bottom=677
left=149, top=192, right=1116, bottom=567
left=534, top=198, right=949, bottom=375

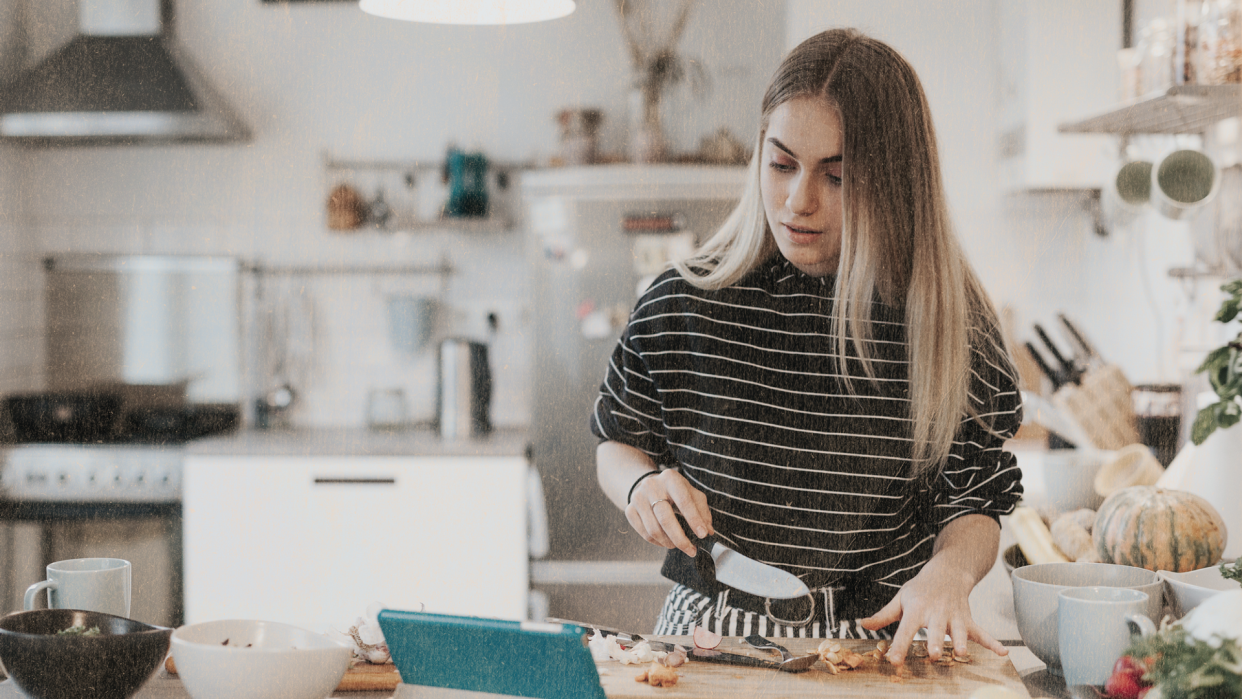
left=591, top=255, right=1024, bottom=619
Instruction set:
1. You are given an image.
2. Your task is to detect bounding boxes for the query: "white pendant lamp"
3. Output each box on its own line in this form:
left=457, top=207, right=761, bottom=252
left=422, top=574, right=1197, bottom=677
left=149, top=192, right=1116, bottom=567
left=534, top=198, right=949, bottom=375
left=359, top=0, right=575, bottom=25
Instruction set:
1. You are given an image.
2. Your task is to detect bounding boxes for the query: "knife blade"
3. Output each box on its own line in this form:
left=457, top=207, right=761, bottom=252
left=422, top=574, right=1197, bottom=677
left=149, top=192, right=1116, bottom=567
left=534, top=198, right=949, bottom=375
left=547, top=619, right=784, bottom=670
left=677, top=516, right=810, bottom=600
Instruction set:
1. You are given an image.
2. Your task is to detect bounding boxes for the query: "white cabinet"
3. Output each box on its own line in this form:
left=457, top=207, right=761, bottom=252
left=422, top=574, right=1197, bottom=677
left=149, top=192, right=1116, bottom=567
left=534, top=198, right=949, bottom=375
left=182, top=455, right=529, bottom=632
left=998, top=0, right=1121, bottom=191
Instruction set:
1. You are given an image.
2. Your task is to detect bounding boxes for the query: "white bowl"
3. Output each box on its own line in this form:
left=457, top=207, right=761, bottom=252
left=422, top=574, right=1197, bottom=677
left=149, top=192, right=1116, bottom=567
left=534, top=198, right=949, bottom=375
left=1011, top=562, right=1163, bottom=674
left=1158, top=566, right=1239, bottom=618
left=171, top=620, right=351, bottom=699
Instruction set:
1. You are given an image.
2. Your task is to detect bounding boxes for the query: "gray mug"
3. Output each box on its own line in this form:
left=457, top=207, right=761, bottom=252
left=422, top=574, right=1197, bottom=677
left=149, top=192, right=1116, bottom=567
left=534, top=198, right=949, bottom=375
left=24, top=558, right=132, bottom=618
left=1058, top=586, right=1156, bottom=687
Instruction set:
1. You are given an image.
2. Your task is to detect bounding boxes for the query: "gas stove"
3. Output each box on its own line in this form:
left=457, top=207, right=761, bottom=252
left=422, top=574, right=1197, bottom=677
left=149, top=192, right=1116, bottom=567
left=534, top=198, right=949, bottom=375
left=0, top=444, right=183, bottom=503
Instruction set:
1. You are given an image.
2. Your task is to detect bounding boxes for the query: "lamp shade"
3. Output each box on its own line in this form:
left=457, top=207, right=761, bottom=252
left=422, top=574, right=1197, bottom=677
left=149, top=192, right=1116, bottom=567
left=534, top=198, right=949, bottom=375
left=359, top=0, right=575, bottom=24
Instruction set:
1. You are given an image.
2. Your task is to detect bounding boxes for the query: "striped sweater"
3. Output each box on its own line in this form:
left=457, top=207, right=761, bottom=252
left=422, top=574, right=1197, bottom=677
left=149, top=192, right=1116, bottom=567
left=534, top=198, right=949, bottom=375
left=591, top=255, right=1024, bottom=618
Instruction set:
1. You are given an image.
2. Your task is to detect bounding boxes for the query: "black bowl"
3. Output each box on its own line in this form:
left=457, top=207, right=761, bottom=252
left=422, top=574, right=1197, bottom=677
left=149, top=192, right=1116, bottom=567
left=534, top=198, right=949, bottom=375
left=0, top=609, right=171, bottom=699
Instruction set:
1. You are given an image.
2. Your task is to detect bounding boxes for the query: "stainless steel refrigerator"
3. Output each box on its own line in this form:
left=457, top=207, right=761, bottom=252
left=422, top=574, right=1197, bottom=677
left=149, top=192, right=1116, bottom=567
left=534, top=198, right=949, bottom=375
left=520, top=165, right=744, bottom=632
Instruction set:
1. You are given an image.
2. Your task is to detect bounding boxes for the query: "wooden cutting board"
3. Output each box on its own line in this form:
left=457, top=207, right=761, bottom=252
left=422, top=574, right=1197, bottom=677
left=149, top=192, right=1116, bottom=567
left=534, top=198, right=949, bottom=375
left=336, top=659, right=402, bottom=691
left=597, top=637, right=1032, bottom=699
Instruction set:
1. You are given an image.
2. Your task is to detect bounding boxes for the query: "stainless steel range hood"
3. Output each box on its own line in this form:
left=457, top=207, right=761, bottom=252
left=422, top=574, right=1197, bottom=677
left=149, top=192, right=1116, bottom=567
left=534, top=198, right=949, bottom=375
left=0, top=0, right=251, bottom=145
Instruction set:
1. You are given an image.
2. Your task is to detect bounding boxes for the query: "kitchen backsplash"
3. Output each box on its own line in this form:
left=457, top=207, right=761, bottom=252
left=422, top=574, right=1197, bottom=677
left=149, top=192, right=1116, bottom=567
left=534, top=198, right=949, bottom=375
left=0, top=150, right=41, bottom=402
left=26, top=220, right=532, bottom=431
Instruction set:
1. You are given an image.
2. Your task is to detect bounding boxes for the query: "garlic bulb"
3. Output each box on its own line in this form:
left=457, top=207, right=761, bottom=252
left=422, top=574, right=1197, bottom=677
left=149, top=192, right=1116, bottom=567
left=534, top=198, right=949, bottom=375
left=1178, top=589, right=1242, bottom=648
left=330, top=600, right=396, bottom=663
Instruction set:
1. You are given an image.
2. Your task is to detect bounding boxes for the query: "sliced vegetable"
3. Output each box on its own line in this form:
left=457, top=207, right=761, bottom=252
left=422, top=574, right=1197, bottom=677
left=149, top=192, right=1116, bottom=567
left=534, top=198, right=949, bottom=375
left=692, top=626, right=722, bottom=650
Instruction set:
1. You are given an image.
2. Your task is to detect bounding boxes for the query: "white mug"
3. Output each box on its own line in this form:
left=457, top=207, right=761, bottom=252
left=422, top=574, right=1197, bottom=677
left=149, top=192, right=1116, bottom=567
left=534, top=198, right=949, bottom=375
left=24, top=558, right=132, bottom=618
left=1058, top=586, right=1156, bottom=687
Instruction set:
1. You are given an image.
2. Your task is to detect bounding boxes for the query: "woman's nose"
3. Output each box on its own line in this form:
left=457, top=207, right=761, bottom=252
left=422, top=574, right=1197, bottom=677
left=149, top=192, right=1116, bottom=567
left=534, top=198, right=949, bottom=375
left=786, top=174, right=817, bottom=214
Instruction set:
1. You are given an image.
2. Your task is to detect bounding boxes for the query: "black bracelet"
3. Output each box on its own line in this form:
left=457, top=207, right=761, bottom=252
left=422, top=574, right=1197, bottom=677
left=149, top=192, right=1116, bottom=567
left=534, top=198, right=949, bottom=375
left=626, top=470, right=661, bottom=505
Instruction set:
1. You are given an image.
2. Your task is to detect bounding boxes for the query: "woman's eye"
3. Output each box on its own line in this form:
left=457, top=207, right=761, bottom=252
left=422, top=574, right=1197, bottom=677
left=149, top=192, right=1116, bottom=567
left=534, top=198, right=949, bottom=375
left=768, top=160, right=795, bottom=173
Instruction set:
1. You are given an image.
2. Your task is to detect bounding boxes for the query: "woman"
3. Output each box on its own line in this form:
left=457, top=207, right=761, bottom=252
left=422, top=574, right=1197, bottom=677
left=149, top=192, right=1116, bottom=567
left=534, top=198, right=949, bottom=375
left=591, top=28, right=1023, bottom=667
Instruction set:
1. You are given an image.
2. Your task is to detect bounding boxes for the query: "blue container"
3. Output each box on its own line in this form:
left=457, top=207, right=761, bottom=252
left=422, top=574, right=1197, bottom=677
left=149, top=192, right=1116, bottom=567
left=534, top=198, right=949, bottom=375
left=446, top=149, right=489, bottom=218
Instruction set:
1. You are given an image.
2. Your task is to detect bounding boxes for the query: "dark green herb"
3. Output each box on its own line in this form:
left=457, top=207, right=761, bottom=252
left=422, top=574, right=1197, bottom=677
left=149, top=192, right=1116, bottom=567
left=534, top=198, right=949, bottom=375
left=1192, top=279, right=1242, bottom=445
left=57, top=625, right=101, bottom=636
left=1126, top=625, right=1242, bottom=699
left=1222, top=559, right=1242, bottom=587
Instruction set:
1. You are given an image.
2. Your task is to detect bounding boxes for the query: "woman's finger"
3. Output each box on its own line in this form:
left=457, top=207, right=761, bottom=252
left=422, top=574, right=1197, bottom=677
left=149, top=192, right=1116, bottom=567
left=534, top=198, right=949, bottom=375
left=662, top=472, right=713, bottom=538
left=884, top=609, right=919, bottom=666
left=924, top=614, right=949, bottom=661
left=968, top=621, right=1007, bottom=657
left=633, top=501, right=677, bottom=550
left=948, top=617, right=970, bottom=659
left=651, top=498, right=697, bottom=557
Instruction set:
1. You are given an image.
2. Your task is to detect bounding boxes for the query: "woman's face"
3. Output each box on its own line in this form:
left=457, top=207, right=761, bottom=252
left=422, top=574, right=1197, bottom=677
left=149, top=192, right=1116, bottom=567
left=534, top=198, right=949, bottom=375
left=760, top=96, right=844, bottom=277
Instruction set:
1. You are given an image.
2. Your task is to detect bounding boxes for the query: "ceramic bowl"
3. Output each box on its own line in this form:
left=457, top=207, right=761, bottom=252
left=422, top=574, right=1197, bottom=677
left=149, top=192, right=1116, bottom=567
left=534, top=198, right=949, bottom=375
left=171, top=619, right=351, bottom=699
left=1159, top=565, right=1239, bottom=617
left=0, top=608, right=172, bottom=699
left=1011, top=562, right=1163, bottom=674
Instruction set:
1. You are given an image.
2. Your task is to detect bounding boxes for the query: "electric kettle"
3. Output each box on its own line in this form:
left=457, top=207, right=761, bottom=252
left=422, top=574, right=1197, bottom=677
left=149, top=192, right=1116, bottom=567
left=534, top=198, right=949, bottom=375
left=436, top=338, right=492, bottom=439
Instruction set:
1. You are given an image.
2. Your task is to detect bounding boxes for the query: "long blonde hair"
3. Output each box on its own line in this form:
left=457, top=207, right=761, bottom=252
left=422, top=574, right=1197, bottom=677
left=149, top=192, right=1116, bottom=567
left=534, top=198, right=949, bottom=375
left=673, top=28, right=1010, bottom=475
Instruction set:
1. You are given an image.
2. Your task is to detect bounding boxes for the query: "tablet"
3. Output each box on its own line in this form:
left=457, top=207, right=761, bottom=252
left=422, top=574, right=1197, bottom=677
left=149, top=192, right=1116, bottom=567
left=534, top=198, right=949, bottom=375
left=378, top=609, right=606, bottom=699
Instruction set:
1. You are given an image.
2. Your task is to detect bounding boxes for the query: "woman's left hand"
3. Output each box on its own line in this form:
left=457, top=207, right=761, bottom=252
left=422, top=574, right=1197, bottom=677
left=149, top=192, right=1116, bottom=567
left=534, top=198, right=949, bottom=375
left=859, top=514, right=1006, bottom=667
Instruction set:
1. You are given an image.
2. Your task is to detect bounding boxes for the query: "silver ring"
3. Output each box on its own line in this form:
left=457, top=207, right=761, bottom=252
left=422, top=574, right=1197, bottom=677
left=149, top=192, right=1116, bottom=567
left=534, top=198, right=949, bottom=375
left=650, top=498, right=671, bottom=509
left=765, top=592, right=816, bottom=629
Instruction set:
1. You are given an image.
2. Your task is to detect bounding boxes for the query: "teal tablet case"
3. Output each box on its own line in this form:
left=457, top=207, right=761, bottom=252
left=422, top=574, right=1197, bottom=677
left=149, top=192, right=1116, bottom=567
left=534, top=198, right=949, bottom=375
left=378, top=610, right=607, bottom=699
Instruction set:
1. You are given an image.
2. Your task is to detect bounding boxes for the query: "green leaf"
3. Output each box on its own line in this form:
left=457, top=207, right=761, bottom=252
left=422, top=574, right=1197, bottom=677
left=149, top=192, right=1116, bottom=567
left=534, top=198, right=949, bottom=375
left=1222, top=278, right=1242, bottom=296
left=1196, top=345, right=1233, bottom=375
left=1219, top=404, right=1242, bottom=431
left=1192, top=405, right=1220, bottom=445
left=1218, top=298, right=1242, bottom=324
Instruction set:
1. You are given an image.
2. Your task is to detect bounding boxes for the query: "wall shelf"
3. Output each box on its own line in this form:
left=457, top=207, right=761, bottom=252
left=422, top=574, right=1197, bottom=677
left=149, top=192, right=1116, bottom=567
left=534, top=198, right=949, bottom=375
left=1059, top=84, right=1241, bottom=135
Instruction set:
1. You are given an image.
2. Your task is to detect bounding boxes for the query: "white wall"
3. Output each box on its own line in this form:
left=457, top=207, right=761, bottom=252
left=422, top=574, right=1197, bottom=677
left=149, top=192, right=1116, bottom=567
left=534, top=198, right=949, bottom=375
left=785, top=0, right=1223, bottom=390
left=12, top=0, right=786, bottom=428
left=0, top=0, right=41, bottom=402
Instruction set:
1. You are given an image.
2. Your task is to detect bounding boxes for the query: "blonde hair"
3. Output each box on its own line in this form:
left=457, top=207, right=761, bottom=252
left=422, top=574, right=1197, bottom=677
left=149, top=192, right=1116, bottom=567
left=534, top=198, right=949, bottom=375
left=673, top=28, right=1010, bottom=475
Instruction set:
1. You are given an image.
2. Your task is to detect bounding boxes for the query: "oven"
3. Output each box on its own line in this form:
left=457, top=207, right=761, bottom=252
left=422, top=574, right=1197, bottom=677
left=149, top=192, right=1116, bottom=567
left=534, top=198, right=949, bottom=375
left=0, top=444, right=185, bottom=627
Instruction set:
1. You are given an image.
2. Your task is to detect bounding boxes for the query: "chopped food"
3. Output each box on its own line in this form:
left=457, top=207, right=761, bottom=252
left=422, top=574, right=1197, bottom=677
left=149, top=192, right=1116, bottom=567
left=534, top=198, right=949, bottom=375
left=662, top=649, right=687, bottom=668
left=645, top=662, right=679, bottom=687
left=841, top=650, right=865, bottom=669
left=634, top=669, right=648, bottom=683
left=57, top=625, right=101, bottom=636
left=165, top=655, right=177, bottom=674
left=692, top=626, right=722, bottom=649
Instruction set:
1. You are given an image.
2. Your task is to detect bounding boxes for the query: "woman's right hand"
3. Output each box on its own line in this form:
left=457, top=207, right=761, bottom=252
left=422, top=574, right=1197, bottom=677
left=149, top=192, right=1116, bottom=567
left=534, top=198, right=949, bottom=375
left=625, top=468, right=713, bottom=558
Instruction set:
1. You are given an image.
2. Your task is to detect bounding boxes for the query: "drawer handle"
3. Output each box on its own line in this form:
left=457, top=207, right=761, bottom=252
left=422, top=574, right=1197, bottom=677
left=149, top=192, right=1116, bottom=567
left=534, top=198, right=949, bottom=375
left=313, top=478, right=396, bottom=485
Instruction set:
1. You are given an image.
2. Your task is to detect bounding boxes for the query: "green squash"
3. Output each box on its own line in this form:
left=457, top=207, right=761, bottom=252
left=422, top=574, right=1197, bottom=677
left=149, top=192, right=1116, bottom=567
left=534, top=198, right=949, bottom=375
left=1093, top=486, right=1228, bottom=573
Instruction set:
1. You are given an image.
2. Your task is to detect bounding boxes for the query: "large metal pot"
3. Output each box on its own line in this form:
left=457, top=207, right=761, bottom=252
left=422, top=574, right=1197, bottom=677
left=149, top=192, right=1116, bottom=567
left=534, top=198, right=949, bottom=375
left=435, top=339, right=492, bottom=440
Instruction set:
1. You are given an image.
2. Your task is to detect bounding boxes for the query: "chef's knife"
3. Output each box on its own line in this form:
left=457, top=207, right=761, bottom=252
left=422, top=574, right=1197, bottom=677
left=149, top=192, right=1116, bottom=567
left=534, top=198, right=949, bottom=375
left=549, top=619, right=784, bottom=670
left=676, top=516, right=810, bottom=600
left=1024, top=341, right=1063, bottom=391
left=1034, top=323, right=1082, bottom=386
left=1058, top=313, right=1103, bottom=368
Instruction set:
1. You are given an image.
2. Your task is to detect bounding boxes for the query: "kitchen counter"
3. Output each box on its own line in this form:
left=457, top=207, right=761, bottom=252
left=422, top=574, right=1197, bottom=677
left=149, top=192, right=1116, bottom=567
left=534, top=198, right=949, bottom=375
left=186, top=426, right=530, bottom=458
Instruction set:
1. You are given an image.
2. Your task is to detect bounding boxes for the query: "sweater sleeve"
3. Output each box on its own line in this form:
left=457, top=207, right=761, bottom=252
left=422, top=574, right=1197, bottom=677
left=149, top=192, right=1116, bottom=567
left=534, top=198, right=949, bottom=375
left=589, top=292, right=678, bottom=467
left=931, top=322, right=1025, bottom=528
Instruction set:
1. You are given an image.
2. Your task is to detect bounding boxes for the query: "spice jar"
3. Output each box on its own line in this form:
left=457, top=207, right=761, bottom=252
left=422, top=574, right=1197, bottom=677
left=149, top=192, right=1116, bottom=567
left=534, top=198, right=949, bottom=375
left=1197, top=0, right=1242, bottom=84
left=1138, top=18, right=1177, bottom=95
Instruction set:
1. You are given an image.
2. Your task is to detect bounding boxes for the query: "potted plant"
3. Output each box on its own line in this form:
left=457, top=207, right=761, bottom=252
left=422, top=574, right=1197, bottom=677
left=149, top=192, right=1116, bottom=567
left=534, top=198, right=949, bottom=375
left=613, top=0, right=707, bottom=163
left=1191, top=278, right=1242, bottom=445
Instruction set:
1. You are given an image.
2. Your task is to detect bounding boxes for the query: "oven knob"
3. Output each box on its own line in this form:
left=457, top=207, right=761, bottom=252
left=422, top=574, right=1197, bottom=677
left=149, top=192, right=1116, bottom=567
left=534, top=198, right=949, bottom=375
left=58, top=472, right=69, bottom=487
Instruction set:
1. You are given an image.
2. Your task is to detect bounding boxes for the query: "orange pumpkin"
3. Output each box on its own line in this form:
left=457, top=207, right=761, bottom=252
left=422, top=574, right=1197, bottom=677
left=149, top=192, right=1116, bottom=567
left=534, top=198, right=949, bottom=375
left=1093, top=486, right=1228, bottom=572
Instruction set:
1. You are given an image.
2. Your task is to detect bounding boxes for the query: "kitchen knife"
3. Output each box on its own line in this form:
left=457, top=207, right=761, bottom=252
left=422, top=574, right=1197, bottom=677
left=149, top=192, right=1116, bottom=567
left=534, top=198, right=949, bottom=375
left=1058, top=313, right=1103, bottom=368
left=1024, top=341, right=1063, bottom=391
left=1034, top=323, right=1082, bottom=386
left=548, top=619, right=784, bottom=670
left=676, top=516, right=810, bottom=600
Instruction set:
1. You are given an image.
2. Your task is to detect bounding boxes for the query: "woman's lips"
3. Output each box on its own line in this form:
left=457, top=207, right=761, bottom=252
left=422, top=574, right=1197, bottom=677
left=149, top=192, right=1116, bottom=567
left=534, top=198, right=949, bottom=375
left=783, top=223, right=821, bottom=244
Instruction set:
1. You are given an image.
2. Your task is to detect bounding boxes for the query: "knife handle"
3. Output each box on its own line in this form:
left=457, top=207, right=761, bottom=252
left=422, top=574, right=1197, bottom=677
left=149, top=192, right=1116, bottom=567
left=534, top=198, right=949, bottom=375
left=675, top=514, right=720, bottom=556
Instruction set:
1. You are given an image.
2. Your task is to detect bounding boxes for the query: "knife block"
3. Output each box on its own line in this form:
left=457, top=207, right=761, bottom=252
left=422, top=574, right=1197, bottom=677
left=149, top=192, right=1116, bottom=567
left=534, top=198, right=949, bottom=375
left=1051, top=364, right=1140, bottom=450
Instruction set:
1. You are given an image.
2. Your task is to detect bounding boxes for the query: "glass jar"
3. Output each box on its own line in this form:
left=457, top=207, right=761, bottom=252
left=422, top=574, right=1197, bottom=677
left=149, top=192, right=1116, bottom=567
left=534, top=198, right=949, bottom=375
left=1138, top=18, right=1177, bottom=94
left=1196, top=0, right=1242, bottom=84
